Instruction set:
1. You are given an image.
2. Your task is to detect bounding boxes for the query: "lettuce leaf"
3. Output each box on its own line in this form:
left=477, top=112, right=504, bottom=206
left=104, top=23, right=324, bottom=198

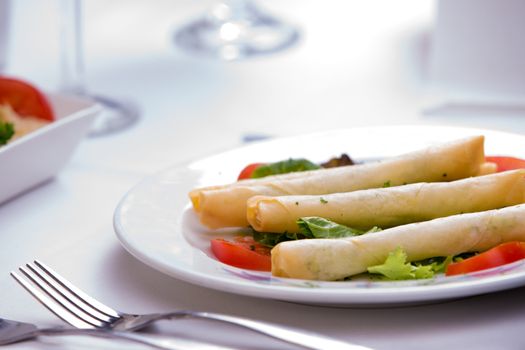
left=367, top=247, right=433, bottom=280
left=253, top=217, right=381, bottom=248
left=251, top=158, right=320, bottom=178
left=253, top=231, right=307, bottom=248
left=367, top=247, right=455, bottom=280
left=298, top=217, right=381, bottom=239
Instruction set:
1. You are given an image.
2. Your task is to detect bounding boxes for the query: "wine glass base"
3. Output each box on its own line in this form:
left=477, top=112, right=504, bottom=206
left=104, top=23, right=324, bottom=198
left=87, top=95, right=139, bottom=137
left=174, top=3, right=299, bottom=60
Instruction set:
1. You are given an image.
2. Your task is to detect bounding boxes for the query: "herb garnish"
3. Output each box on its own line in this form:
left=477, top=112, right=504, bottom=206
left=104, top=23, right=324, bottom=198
left=0, top=122, right=14, bottom=145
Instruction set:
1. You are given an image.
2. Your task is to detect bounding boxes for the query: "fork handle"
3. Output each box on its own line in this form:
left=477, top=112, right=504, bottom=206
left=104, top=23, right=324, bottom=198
left=163, top=311, right=372, bottom=350
left=37, top=328, right=236, bottom=350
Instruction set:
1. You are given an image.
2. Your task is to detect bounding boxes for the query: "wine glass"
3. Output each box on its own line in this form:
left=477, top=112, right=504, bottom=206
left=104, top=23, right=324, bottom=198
left=59, top=0, right=139, bottom=137
left=174, top=0, right=299, bottom=60
left=0, top=0, right=10, bottom=73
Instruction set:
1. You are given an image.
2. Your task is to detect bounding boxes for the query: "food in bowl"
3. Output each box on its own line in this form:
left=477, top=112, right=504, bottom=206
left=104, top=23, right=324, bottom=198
left=0, top=76, right=54, bottom=145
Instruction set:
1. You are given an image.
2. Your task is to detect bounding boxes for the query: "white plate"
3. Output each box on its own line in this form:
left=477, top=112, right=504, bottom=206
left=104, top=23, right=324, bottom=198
left=0, top=93, right=100, bottom=204
left=113, top=126, right=525, bottom=307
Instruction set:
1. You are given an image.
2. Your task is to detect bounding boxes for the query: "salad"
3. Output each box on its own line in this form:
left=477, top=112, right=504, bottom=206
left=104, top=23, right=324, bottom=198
left=189, top=136, right=525, bottom=281
left=0, top=77, right=54, bottom=146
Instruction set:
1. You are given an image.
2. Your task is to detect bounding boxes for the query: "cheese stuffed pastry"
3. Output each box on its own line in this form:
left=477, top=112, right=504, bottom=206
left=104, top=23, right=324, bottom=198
left=247, top=169, right=525, bottom=233
left=271, top=204, right=525, bottom=280
left=190, top=136, right=487, bottom=228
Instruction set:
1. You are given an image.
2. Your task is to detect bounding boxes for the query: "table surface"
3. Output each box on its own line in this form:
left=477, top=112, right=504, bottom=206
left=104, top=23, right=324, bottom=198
left=2, top=1, right=525, bottom=349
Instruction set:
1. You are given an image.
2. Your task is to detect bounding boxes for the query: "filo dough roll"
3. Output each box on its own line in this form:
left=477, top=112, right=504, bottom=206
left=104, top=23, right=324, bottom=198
left=272, top=204, right=525, bottom=281
left=191, top=135, right=486, bottom=228
left=247, top=169, right=525, bottom=233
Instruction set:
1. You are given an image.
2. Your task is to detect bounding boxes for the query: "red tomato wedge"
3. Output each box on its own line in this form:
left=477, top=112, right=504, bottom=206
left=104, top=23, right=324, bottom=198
left=485, top=156, right=525, bottom=172
left=211, top=236, right=271, bottom=271
left=446, top=242, right=525, bottom=276
left=237, top=163, right=264, bottom=180
left=0, top=77, right=54, bottom=121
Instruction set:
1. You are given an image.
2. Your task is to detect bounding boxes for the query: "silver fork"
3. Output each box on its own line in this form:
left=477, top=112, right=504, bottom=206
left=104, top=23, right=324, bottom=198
left=11, top=260, right=372, bottom=350
left=0, top=317, right=235, bottom=349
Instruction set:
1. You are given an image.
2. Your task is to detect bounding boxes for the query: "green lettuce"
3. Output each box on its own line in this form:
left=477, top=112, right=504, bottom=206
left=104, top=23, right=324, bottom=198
left=253, top=231, right=307, bottom=248
left=251, top=158, right=320, bottom=178
left=367, top=247, right=453, bottom=280
left=297, top=217, right=381, bottom=238
left=253, top=217, right=380, bottom=248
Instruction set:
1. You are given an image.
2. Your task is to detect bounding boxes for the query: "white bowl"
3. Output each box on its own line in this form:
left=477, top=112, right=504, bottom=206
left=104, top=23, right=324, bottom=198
left=0, top=93, right=100, bottom=204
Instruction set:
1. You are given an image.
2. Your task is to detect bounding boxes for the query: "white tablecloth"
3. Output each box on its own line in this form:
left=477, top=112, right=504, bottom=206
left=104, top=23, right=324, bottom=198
left=2, top=1, right=525, bottom=349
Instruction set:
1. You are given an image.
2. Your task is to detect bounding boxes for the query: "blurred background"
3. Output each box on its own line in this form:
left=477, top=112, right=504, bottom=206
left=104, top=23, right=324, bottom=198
left=2, top=0, right=524, bottom=170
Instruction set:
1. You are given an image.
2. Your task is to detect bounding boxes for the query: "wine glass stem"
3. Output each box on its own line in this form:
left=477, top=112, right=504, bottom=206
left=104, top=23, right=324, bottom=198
left=59, top=0, right=86, bottom=94
left=0, top=0, right=10, bottom=73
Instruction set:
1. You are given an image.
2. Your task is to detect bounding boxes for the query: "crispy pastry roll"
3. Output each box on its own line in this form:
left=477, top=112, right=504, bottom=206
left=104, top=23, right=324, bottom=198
left=247, top=169, right=525, bottom=233
left=190, top=136, right=486, bottom=228
left=271, top=204, right=525, bottom=280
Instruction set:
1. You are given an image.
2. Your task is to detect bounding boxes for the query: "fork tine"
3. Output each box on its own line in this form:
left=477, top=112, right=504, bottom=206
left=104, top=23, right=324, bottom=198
left=25, top=263, right=115, bottom=323
left=34, top=260, right=120, bottom=318
left=10, top=271, right=94, bottom=329
left=16, top=265, right=108, bottom=328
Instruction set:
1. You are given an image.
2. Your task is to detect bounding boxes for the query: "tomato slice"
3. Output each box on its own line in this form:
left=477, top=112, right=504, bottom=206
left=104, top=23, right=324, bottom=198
left=0, top=77, right=54, bottom=121
left=446, top=242, right=525, bottom=276
left=237, top=163, right=264, bottom=180
left=485, top=156, right=525, bottom=172
left=210, top=236, right=271, bottom=271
